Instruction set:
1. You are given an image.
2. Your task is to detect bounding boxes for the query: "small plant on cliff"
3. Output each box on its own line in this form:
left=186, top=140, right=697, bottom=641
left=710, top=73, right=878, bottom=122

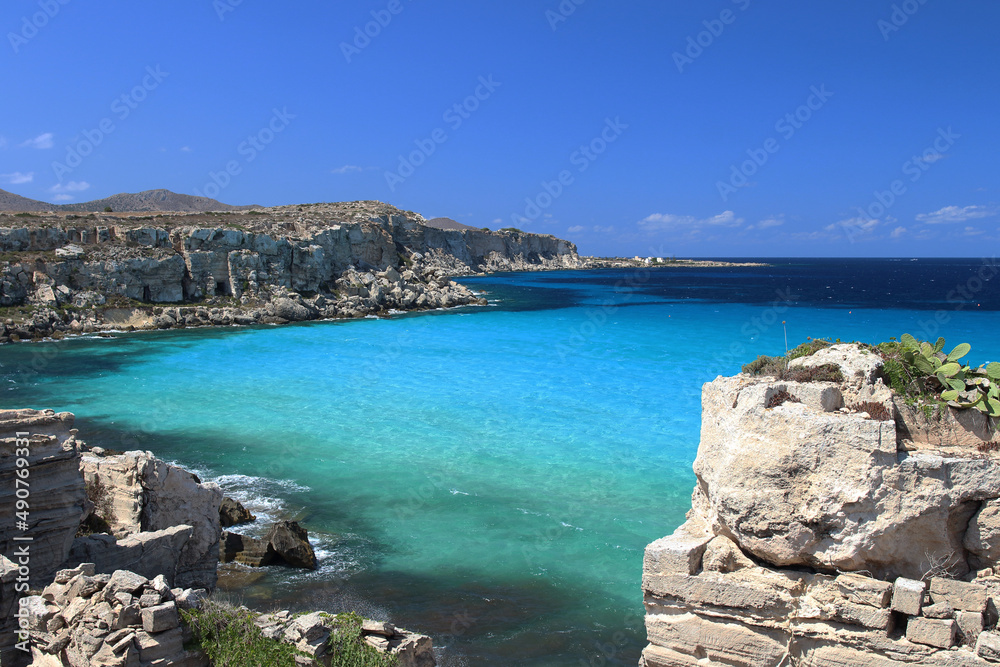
left=182, top=602, right=398, bottom=667
left=79, top=474, right=115, bottom=536
left=326, top=612, right=398, bottom=667
left=877, top=334, right=1000, bottom=417
left=741, top=339, right=843, bottom=384
left=182, top=601, right=304, bottom=666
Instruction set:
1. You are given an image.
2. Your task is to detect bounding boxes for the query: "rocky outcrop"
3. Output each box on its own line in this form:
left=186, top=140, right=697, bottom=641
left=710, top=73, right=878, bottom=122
left=22, top=563, right=208, bottom=667
left=253, top=608, right=435, bottom=667
left=219, top=520, right=317, bottom=569
left=642, top=344, right=1000, bottom=666
left=77, top=451, right=222, bottom=590
left=22, top=563, right=434, bottom=667
left=0, top=201, right=583, bottom=340
left=219, top=496, right=255, bottom=528
left=0, top=410, right=88, bottom=663
left=0, top=410, right=87, bottom=586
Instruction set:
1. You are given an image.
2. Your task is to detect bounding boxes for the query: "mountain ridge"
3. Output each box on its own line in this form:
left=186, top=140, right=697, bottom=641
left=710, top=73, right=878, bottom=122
left=0, top=187, right=256, bottom=213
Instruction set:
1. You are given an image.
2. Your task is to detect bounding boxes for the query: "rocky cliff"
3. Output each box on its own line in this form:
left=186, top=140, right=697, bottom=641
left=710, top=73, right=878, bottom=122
left=641, top=344, right=1000, bottom=666
left=0, top=201, right=582, bottom=341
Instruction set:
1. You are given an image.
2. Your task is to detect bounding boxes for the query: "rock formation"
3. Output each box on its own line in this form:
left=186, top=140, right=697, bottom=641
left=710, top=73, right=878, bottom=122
left=0, top=410, right=87, bottom=586
left=641, top=344, right=1000, bottom=666
left=0, top=201, right=583, bottom=341
left=0, top=410, right=88, bottom=662
left=20, top=563, right=436, bottom=667
left=21, top=563, right=208, bottom=667
left=1, top=409, right=438, bottom=665
left=218, top=496, right=255, bottom=528
left=219, top=520, right=318, bottom=569
left=76, top=451, right=222, bottom=590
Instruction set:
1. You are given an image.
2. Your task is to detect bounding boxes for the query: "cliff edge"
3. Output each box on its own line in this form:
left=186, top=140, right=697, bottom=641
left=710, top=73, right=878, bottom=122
left=642, top=344, right=1000, bottom=666
left=0, top=201, right=582, bottom=341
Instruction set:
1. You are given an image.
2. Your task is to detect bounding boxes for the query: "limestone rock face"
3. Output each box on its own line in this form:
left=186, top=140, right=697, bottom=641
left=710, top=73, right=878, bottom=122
left=692, top=348, right=999, bottom=580
left=642, top=344, right=1000, bottom=667
left=0, top=409, right=86, bottom=586
left=80, top=451, right=222, bottom=589
left=0, top=205, right=581, bottom=341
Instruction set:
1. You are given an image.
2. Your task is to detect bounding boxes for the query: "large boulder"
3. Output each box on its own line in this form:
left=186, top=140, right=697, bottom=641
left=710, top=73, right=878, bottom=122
left=219, top=496, right=255, bottom=527
left=264, top=521, right=317, bottom=570
left=692, top=344, right=1000, bottom=580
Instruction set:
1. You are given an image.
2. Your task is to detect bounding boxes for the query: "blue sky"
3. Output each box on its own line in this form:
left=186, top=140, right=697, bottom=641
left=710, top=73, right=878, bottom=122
left=1, top=1, right=997, bottom=257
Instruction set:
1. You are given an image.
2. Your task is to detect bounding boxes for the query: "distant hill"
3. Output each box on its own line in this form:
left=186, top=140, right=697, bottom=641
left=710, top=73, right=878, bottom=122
left=424, top=217, right=480, bottom=231
left=0, top=188, right=256, bottom=213
left=0, top=189, right=52, bottom=212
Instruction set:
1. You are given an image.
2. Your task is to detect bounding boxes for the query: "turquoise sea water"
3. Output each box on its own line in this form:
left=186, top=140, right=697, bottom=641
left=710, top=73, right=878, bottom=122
left=2, top=259, right=999, bottom=665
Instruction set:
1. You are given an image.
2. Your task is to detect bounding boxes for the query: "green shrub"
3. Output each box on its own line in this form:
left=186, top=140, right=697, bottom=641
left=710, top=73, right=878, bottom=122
left=742, top=355, right=785, bottom=376
left=877, top=334, right=1000, bottom=417
left=182, top=601, right=397, bottom=667
left=741, top=340, right=843, bottom=384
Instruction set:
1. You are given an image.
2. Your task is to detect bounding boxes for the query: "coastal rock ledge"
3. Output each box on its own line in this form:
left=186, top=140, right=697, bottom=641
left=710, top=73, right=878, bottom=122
left=0, top=409, right=436, bottom=667
left=641, top=344, right=1000, bottom=666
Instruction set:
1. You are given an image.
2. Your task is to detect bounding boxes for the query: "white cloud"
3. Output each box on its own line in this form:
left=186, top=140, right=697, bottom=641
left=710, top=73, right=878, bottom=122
left=0, top=172, right=34, bottom=185
left=332, top=165, right=366, bottom=174
left=639, top=210, right=743, bottom=230
left=50, top=181, right=90, bottom=194
left=963, top=226, right=985, bottom=236
left=593, top=225, right=615, bottom=233
left=917, top=153, right=946, bottom=163
left=567, top=225, right=584, bottom=233
left=825, top=217, right=880, bottom=237
left=0, top=136, right=7, bottom=149
left=492, top=218, right=502, bottom=225
left=180, top=146, right=192, bottom=152
left=52, top=194, right=74, bottom=202
left=916, top=205, right=998, bottom=225
left=747, top=216, right=784, bottom=231
left=19, top=133, right=54, bottom=150
left=890, top=226, right=907, bottom=239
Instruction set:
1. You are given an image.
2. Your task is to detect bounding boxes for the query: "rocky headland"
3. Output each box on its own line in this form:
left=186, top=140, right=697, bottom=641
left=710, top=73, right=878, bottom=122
left=641, top=344, right=1000, bottom=666
left=0, top=200, right=583, bottom=343
left=0, top=409, right=436, bottom=667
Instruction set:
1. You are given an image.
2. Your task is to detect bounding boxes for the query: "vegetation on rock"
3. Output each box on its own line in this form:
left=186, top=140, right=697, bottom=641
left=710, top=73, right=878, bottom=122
left=877, top=334, right=1000, bottom=417
left=182, top=601, right=398, bottom=667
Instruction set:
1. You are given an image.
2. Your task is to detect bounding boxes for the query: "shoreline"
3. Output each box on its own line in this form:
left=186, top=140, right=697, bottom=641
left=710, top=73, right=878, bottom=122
left=0, top=261, right=762, bottom=345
